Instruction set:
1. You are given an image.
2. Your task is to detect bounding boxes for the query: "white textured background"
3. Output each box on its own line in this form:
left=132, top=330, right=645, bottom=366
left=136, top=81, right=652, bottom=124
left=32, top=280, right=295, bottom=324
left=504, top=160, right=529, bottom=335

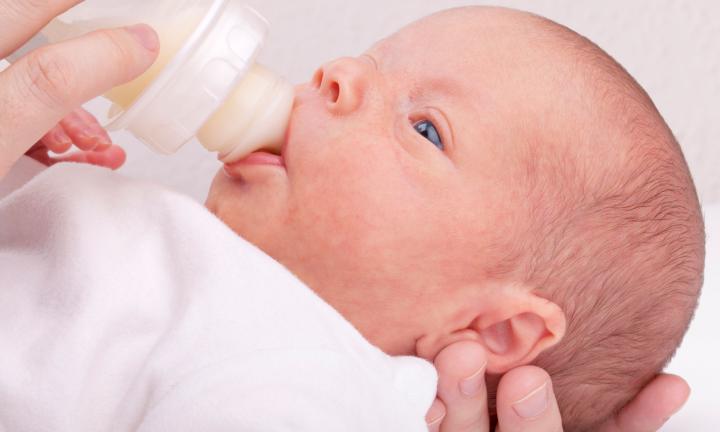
left=108, top=0, right=720, bottom=207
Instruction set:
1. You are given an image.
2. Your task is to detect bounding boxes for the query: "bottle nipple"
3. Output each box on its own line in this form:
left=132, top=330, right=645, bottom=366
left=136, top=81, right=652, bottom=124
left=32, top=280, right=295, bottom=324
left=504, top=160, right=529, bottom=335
left=198, top=64, right=294, bottom=163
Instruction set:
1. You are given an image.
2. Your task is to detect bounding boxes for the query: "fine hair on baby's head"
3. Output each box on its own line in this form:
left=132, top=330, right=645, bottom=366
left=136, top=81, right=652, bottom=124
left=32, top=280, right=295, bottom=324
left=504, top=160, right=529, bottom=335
left=474, top=10, right=704, bottom=431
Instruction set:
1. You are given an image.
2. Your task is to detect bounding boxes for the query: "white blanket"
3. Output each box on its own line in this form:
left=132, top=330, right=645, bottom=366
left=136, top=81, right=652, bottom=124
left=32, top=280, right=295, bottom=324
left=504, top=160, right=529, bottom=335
left=0, top=161, right=437, bottom=431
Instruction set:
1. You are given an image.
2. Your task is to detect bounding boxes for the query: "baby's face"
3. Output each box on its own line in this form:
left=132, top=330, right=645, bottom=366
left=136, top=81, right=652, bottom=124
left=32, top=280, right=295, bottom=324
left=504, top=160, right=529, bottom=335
left=206, top=8, right=541, bottom=353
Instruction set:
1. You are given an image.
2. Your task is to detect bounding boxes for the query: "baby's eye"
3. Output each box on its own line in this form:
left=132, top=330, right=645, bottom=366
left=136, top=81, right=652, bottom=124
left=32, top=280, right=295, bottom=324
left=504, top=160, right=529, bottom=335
left=413, top=120, right=444, bottom=151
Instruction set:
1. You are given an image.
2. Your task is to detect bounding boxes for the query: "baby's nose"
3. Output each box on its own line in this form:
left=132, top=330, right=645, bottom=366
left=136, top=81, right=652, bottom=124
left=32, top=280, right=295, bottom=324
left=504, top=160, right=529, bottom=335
left=313, top=57, right=370, bottom=115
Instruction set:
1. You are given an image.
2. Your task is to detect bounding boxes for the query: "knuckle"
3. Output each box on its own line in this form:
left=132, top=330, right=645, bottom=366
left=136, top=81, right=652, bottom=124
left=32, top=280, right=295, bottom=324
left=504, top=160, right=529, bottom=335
left=23, top=48, right=76, bottom=109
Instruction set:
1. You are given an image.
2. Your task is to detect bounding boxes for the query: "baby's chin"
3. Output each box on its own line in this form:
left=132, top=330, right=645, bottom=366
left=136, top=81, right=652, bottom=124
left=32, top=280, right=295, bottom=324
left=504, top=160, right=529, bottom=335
left=205, top=165, right=291, bottom=239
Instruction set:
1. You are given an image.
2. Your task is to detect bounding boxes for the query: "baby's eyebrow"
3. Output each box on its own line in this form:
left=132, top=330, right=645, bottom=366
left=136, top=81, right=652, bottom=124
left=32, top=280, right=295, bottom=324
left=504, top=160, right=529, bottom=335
left=409, top=76, right=465, bottom=102
left=363, top=51, right=463, bottom=99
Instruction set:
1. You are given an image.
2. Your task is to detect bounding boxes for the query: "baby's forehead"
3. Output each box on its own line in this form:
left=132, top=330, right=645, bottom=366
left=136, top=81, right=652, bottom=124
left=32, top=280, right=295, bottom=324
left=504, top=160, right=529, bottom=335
left=374, top=8, right=529, bottom=52
left=368, top=10, right=554, bottom=97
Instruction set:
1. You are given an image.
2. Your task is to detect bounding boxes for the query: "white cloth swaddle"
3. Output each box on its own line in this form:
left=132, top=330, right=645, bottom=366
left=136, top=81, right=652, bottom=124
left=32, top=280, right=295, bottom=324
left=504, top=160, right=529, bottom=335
left=0, top=159, right=437, bottom=431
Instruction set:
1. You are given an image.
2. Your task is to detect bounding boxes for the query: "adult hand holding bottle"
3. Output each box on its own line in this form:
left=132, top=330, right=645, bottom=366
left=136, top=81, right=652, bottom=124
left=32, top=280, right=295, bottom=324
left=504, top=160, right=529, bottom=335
left=0, top=0, right=159, bottom=179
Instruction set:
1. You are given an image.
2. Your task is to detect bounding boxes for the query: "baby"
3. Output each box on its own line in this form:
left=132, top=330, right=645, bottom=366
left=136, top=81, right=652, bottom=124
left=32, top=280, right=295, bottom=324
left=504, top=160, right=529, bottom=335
left=0, top=6, right=704, bottom=431
left=207, top=6, right=705, bottom=430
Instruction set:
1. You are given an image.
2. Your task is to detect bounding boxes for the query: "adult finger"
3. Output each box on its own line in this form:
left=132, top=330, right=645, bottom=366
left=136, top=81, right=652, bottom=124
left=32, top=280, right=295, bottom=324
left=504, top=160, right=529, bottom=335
left=495, top=366, right=563, bottom=432
left=433, top=341, right=490, bottom=432
left=0, top=24, right=158, bottom=177
left=599, top=374, right=690, bottom=432
left=0, top=0, right=82, bottom=57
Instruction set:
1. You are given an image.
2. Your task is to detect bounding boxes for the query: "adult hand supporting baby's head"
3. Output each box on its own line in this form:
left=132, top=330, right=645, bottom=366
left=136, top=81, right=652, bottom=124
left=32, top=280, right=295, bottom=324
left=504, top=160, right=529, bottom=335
left=425, top=341, right=563, bottom=432
left=0, top=0, right=159, bottom=179
left=426, top=341, right=689, bottom=432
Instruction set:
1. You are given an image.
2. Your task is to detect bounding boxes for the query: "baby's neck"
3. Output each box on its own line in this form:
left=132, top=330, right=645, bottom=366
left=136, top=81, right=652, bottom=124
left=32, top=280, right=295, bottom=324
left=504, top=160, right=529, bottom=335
left=300, top=275, right=431, bottom=357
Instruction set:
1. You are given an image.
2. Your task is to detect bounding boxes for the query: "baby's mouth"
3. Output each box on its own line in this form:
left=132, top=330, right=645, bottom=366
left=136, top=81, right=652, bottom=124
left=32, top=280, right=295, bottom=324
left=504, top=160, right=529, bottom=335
left=222, top=150, right=284, bottom=178
left=222, top=132, right=288, bottom=178
left=233, top=151, right=284, bottom=166
left=222, top=102, right=295, bottom=178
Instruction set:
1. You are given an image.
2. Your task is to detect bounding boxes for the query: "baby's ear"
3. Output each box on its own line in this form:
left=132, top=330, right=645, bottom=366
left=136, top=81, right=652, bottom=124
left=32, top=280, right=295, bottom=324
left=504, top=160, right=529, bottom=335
left=417, top=286, right=566, bottom=374
left=475, top=295, right=566, bottom=373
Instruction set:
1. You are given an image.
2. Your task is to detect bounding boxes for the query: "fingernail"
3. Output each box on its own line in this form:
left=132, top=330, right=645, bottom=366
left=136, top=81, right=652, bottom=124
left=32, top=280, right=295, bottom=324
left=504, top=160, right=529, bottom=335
left=126, top=24, right=160, bottom=52
left=512, top=381, right=549, bottom=419
left=77, top=133, right=100, bottom=150
left=54, top=132, right=72, bottom=147
left=459, top=362, right=487, bottom=397
left=97, top=136, right=112, bottom=149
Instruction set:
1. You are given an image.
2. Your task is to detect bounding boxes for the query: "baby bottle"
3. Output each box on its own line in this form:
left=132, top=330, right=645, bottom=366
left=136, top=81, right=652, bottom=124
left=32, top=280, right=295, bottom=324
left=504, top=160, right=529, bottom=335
left=9, top=0, right=294, bottom=163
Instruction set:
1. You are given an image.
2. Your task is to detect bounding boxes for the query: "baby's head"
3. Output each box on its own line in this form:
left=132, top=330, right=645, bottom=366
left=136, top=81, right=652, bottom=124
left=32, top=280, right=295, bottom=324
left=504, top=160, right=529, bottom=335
left=206, top=7, right=704, bottom=430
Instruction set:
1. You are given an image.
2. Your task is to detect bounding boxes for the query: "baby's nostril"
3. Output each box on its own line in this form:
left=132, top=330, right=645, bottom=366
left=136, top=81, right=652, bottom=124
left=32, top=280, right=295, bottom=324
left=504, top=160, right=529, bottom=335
left=328, top=82, right=340, bottom=103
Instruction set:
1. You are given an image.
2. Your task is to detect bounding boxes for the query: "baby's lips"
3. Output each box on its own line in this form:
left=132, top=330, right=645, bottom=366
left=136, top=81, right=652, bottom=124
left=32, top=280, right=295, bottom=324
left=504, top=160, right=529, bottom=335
left=223, top=151, right=285, bottom=179
left=236, top=151, right=284, bottom=167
